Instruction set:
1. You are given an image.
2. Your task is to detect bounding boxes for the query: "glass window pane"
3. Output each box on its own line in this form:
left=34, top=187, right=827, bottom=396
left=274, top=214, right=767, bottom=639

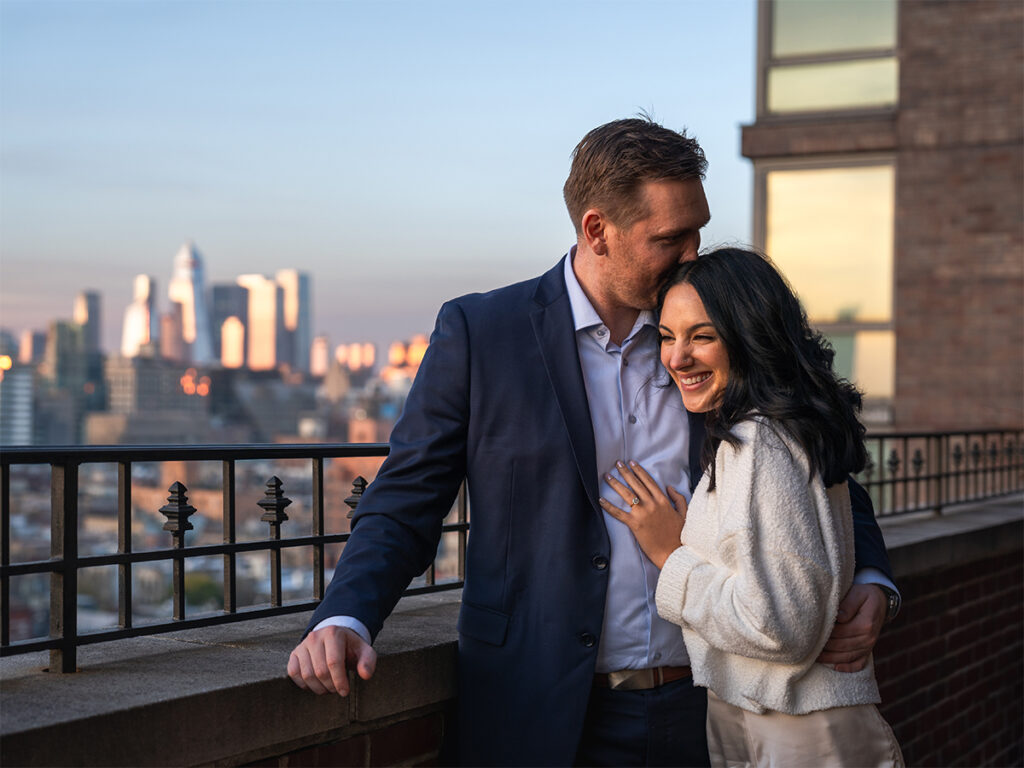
left=766, top=164, right=893, bottom=323
left=772, top=0, right=896, bottom=57
left=768, top=58, right=897, bottom=112
left=824, top=329, right=894, bottom=400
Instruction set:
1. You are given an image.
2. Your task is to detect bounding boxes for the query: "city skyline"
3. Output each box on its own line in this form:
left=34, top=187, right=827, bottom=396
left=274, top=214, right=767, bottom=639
left=0, top=0, right=757, bottom=353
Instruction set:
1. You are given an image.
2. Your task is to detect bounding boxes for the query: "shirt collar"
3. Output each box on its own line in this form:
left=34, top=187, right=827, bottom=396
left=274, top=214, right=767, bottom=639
left=563, top=246, right=658, bottom=338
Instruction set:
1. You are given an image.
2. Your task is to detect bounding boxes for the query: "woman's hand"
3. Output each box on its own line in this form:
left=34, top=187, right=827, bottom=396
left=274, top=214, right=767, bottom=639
left=599, top=460, right=688, bottom=569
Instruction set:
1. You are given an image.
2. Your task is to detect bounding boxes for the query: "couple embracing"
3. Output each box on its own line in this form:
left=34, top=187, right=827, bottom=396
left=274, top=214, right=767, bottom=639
left=289, top=118, right=903, bottom=767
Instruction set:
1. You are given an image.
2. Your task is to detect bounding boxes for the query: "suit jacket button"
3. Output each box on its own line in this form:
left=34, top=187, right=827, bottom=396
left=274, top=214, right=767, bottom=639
left=579, top=632, right=597, bottom=648
left=592, top=554, right=608, bottom=570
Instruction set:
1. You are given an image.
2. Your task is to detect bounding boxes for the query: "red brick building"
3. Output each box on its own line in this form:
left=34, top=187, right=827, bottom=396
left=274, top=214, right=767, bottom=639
left=742, top=0, right=1023, bottom=430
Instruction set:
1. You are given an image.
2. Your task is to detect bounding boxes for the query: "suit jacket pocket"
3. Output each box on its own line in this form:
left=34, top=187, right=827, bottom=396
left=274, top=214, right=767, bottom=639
left=458, top=600, right=510, bottom=646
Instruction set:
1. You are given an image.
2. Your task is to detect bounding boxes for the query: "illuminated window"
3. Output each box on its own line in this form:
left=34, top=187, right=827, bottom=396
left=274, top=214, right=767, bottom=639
left=758, top=160, right=895, bottom=405
left=762, top=0, right=898, bottom=114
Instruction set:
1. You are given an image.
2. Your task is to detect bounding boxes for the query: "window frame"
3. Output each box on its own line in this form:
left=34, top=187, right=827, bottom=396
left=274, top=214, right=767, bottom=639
left=756, top=0, right=900, bottom=118
left=752, top=154, right=897, bottom=420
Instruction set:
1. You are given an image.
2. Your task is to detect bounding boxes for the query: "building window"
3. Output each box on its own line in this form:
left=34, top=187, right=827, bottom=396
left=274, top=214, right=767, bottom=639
left=755, top=158, right=895, bottom=420
left=761, top=0, right=898, bottom=115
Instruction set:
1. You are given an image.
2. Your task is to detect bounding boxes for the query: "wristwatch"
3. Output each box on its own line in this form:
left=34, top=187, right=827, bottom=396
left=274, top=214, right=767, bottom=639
left=878, top=584, right=901, bottom=623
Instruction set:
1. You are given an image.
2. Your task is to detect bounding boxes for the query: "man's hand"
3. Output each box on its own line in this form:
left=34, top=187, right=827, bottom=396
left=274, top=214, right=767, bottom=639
left=287, top=625, right=377, bottom=695
left=817, top=583, right=886, bottom=672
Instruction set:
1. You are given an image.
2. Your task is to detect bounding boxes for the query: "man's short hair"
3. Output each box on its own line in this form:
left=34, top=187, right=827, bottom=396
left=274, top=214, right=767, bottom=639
left=563, top=117, right=707, bottom=233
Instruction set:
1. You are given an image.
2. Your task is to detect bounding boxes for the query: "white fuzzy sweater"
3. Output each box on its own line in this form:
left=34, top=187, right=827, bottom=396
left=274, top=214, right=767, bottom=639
left=655, top=417, right=880, bottom=715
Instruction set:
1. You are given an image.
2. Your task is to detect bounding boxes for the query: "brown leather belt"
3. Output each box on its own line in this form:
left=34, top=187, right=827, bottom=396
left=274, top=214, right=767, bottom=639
left=593, top=665, right=692, bottom=691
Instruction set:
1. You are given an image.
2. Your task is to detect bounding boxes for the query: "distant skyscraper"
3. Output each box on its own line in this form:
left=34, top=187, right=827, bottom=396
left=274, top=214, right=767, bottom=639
left=0, top=365, right=33, bottom=445
left=73, top=291, right=102, bottom=353
left=168, top=241, right=214, bottom=364
left=275, top=269, right=312, bottom=372
left=209, top=283, right=249, bottom=363
left=236, top=274, right=284, bottom=371
left=220, top=316, right=246, bottom=369
left=160, top=303, right=186, bottom=363
left=310, top=335, right=330, bottom=377
left=121, top=275, right=160, bottom=357
left=19, top=330, right=47, bottom=364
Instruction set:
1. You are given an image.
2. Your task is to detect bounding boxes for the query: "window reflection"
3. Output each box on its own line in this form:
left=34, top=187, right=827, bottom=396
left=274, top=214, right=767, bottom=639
left=825, top=329, right=894, bottom=400
left=766, top=164, right=893, bottom=323
left=768, top=58, right=897, bottom=113
left=772, top=0, right=896, bottom=57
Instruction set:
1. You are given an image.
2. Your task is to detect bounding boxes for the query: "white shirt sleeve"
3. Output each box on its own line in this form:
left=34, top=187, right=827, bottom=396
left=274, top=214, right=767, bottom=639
left=311, top=615, right=372, bottom=645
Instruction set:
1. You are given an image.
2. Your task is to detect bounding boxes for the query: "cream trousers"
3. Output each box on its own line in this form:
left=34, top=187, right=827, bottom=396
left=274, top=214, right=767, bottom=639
left=706, top=691, right=904, bottom=768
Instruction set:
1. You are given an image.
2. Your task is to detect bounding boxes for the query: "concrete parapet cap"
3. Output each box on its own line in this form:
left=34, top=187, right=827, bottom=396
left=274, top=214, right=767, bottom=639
left=879, top=494, right=1023, bottom=578
left=0, top=591, right=460, bottom=766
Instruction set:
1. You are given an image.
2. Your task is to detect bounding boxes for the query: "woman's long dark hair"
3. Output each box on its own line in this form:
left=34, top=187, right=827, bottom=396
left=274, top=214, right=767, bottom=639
left=658, top=248, right=866, bottom=489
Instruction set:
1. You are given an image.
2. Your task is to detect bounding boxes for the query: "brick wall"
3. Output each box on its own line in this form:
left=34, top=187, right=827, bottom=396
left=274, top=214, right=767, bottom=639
left=251, top=709, right=452, bottom=768
left=742, top=0, right=1024, bottom=432
left=876, top=550, right=1023, bottom=767
left=893, top=0, right=1024, bottom=430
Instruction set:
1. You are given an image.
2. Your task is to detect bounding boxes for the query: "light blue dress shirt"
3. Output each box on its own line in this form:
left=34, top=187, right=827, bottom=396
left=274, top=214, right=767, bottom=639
left=562, top=253, right=694, bottom=673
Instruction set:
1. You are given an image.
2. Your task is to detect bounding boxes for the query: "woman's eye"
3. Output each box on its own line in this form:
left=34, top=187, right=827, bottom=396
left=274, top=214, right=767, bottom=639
left=659, top=334, right=673, bottom=344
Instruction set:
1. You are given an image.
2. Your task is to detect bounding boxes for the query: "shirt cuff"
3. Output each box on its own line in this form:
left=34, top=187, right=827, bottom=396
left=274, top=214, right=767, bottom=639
left=311, top=616, right=372, bottom=645
left=854, top=567, right=899, bottom=598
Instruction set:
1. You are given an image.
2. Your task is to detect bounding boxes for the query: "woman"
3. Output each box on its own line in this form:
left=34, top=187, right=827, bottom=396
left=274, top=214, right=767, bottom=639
left=599, top=248, right=903, bottom=767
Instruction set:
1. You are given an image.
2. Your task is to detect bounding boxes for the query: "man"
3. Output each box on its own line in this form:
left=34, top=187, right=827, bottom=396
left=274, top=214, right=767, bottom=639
left=288, top=118, right=897, bottom=766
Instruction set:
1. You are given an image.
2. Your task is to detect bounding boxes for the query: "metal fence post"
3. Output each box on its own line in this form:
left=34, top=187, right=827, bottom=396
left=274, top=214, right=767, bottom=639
left=49, top=462, right=78, bottom=673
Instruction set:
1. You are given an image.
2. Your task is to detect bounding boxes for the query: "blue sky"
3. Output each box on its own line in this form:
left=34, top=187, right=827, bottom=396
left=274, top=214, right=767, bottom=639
left=0, top=0, right=756, bottom=352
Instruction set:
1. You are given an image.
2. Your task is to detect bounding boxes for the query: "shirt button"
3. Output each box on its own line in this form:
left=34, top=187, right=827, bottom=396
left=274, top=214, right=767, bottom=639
left=622, top=359, right=630, bottom=367
left=653, top=652, right=662, bottom=661
left=596, top=328, right=607, bottom=337
left=579, top=632, right=597, bottom=648
left=628, top=415, right=637, bottom=424
left=592, top=554, right=609, bottom=570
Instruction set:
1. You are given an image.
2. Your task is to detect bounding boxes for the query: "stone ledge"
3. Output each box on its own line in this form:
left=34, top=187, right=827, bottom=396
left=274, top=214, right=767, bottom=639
left=2, top=495, right=1020, bottom=766
left=878, top=494, right=1023, bottom=578
left=0, top=592, right=460, bottom=767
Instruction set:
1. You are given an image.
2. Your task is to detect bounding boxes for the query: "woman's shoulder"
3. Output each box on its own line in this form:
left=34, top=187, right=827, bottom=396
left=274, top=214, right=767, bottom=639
left=721, top=415, right=809, bottom=472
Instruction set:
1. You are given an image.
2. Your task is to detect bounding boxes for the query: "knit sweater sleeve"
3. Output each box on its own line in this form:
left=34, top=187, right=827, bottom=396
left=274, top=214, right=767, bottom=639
left=655, top=420, right=837, bottom=663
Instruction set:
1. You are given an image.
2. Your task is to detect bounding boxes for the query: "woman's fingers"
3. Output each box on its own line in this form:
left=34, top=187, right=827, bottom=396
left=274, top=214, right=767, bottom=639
left=598, top=497, right=633, bottom=527
left=627, top=460, right=666, bottom=498
left=666, top=484, right=688, bottom=512
left=605, top=471, right=644, bottom=506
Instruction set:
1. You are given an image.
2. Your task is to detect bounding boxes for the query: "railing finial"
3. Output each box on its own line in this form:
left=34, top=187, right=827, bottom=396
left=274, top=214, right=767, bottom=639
left=258, top=476, right=292, bottom=528
left=345, top=476, right=368, bottom=519
left=159, top=482, right=196, bottom=537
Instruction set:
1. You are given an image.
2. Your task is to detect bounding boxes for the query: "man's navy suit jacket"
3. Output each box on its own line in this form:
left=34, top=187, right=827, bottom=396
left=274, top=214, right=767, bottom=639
left=307, top=258, right=893, bottom=766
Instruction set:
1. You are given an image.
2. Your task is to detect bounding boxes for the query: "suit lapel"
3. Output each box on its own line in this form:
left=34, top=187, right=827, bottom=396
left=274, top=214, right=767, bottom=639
left=687, top=410, right=706, bottom=492
left=530, top=259, right=600, bottom=511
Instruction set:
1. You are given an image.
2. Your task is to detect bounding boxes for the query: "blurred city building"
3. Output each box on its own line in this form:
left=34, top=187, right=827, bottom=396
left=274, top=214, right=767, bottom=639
left=209, top=283, right=249, bottom=365
left=275, top=269, right=312, bottom=373
left=167, top=241, right=215, bottom=364
left=18, top=330, right=46, bottom=364
left=743, top=0, right=1023, bottom=429
left=236, top=273, right=285, bottom=371
left=121, top=275, right=159, bottom=357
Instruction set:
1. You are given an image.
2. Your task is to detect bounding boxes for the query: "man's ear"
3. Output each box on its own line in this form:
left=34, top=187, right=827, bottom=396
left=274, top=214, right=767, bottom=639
left=581, top=208, right=610, bottom=256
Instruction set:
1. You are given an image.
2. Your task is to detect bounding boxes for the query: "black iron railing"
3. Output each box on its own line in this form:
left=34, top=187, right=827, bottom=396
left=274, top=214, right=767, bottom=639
left=0, top=443, right=467, bottom=672
left=1, top=429, right=1021, bottom=671
left=856, top=429, right=1024, bottom=517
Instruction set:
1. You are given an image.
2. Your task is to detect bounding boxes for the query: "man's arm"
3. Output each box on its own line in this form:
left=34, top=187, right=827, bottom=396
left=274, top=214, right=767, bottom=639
left=818, top=476, right=898, bottom=672
left=288, top=301, right=472, bottom=694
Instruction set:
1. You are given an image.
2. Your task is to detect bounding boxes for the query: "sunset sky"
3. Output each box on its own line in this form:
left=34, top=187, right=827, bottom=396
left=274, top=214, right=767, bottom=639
left=0, top=0, right=756, bottom=352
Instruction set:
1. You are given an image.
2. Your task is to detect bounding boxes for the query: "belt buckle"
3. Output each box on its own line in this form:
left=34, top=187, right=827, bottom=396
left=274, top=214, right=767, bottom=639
left=607, top=668, right=657, bottom=691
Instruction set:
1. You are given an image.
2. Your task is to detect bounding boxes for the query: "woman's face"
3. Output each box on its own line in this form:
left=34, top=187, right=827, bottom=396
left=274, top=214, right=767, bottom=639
left=658, top=282, right=730, bottom=413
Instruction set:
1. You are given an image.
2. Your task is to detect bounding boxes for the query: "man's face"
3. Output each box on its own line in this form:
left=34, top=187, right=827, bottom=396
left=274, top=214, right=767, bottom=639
left=599, top=179, right=711, bottom=312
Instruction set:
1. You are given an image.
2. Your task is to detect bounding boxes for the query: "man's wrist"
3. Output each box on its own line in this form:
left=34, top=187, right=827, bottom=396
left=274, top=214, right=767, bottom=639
left=876, top=584, right=901, bottom=623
